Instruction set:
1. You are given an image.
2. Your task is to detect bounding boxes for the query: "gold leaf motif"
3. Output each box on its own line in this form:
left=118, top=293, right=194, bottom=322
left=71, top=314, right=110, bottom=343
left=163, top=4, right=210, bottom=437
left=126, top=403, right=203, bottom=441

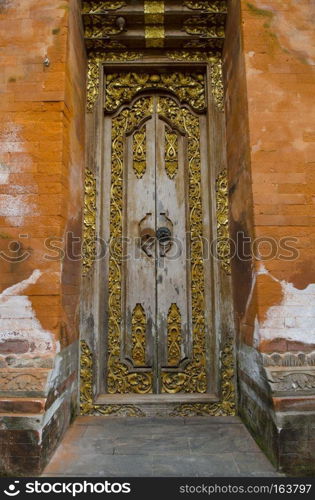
left=133, top=128, right=147, bottom=179
left=216, top=169, right=231, bottom=275
left=183, top=16, right=225, bottom=38
left=87, top=53, right=143, bottom=113
left=105, top=72, right=206, bottom=113
left=82, top=1, right=126, bottom=14
left=158, top=96, right=207, bottom=394
left=107, top=97, right=154, bottom=394
left=165, top=129, right=178, bottom=179
left=80, top=341, right=145, bottom=416
left=167, top=304, right=182, bottom=366
left=170, top=339, right=236, bottom=416
left=83, top=169, right=96, bottom=275
left=131, top=304, right=147, bottom=366
left=166, top=50, right=220, bottom=64
left=183, top=1, right=227, bottom=13
left=84, top=15, right=122, bottom=38
left=211, top=59, right=224, bottom=111
left=165, top=54, right=224, bottom=112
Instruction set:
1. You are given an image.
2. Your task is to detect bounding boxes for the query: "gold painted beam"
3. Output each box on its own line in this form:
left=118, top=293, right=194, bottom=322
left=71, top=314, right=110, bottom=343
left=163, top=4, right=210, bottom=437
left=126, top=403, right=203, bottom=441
left=144, top=1, right=165, bottom=48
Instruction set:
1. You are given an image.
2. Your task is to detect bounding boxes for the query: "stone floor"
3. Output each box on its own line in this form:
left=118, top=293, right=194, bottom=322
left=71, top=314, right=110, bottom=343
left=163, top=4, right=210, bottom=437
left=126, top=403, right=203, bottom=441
left=43, top=416, right=282, bottom=477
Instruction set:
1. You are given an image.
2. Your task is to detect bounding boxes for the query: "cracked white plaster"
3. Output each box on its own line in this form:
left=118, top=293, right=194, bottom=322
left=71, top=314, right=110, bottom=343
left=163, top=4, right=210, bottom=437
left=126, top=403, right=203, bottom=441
left=0, top=163, right=10, bottom=184
left=0, top=270, right=59, bottom=355
left=0, top=123, right=37, bottom=226
left=251, top=263, right=315, bottom=344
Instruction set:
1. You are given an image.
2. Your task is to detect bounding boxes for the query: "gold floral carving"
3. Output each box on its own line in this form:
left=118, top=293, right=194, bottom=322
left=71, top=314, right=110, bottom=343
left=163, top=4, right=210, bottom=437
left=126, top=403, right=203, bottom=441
left=167, top=304, right=182, bottom=366
left=104, top=72, right=206, bottom=113
left=165, top=129, right=178, bottom=179
left=80, top=340, right=145, bottom=416
left=133, top=128, right=147, bottom=178
left=83, top=168, right=96, bottom=275
left=211, top=58, right=224, bottom=111
left=82, top=1, right=126, bottom=14
left=131, top=304, right=147, bottom=366
left=183, top=1, right=227, bottom=13
left=216, top=169, right=231, bottom=275
left=165, top=54, right=224, bottom=112
left=87, top=53, right=143, bottom=113
left=84, top=15, right=122, bottom=38
left=166, top=50, right=220, bottom=64
left=183, top=16, right=225, bottom=38
left=170, top=338, right=236, bottom=416
left=158, top=96, right=207, bottom=394
left=107, top=97, right=154, bottom=394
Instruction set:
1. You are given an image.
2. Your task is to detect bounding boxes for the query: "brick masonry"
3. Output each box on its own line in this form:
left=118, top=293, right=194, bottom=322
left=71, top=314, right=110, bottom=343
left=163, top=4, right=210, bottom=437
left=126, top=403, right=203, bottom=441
left=224, top=0, right=315, bottom=474
left=0, top=0, right=86, bottom=475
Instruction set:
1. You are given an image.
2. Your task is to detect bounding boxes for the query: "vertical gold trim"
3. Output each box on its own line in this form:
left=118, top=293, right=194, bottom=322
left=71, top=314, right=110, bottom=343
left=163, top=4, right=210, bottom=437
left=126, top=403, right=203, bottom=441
left=167, top=304, right=182, bottom=366
left=80, top=341, right=145, bottom=416
left=170, top=338, right=236, bottom=416
left=216, top=169, right=231, bottom=275
left=144, top=1, right=165, bottom=48
left=165, top=129, right=178, bottom=179
left=133, top=127, right=147, bottom=178
left=83, top=168, right=96, bottom=275
left=131, top=304, right=147, bottom=366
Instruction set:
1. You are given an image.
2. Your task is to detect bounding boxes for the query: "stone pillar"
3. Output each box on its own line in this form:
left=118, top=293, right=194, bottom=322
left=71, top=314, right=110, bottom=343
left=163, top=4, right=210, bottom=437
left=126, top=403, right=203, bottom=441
left=0, top=0, right=86, bottom=475
left=224, top=0, right=315, bottom=474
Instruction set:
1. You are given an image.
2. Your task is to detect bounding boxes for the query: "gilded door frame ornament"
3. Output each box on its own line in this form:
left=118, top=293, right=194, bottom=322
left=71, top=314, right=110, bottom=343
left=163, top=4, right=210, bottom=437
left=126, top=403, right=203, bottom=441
left=216, top=169, right=231, bottom=275
left=87, top=55, right=223, bottom=114
left=80, top=341, right=145, bottom=416
left=87, top=52, right=144, bottom=113
left=83, top=168, right=96, bottom=276
left=104, top=72, right=206, bottom=113
left=166, top=52, right=224, bottom=112
left=170, top=338, right=236, bottom=416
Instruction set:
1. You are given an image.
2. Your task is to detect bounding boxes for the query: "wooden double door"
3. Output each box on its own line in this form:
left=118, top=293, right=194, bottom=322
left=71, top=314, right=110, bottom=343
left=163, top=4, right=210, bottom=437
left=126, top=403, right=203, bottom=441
left=102, top=82, right=214, bottom=400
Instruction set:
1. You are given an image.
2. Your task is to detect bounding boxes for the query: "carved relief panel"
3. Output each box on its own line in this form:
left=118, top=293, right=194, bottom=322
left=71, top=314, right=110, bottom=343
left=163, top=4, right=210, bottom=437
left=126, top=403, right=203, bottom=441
left=97, top=72, right=224, bottom=402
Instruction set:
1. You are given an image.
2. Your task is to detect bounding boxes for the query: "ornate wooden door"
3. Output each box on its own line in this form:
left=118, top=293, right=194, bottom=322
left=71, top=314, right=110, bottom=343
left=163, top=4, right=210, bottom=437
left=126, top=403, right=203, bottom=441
left=102, top=74, right=215, bottom=400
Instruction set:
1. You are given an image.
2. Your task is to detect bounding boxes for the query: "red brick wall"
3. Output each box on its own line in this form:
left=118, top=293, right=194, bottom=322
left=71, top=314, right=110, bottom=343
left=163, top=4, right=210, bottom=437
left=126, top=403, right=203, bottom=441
left=224, top=0, right=315, bottom=473
left=0, top=0, right=86, bottom=474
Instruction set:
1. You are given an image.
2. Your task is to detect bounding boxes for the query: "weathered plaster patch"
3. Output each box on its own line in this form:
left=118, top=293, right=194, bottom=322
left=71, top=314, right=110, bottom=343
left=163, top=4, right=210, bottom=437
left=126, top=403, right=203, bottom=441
left=0, top=123, right=37, bottom=225
left=255, top=264, right=315, bottom=344
left=0, top=270, right=59, bottom=356
left=255, top=0, right=315, bottom=64
left=0, top=163, right=9, bottom=184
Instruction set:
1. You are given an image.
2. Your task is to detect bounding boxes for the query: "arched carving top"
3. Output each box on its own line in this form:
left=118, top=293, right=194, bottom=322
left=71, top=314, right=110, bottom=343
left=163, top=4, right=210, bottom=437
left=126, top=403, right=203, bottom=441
left=104, top=72, right=206, bottom=113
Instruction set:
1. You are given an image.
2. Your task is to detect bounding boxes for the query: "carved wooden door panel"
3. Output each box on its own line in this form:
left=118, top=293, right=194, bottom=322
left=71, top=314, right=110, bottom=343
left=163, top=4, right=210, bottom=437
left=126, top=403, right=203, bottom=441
left=104, top=90, right=212, bottom=399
